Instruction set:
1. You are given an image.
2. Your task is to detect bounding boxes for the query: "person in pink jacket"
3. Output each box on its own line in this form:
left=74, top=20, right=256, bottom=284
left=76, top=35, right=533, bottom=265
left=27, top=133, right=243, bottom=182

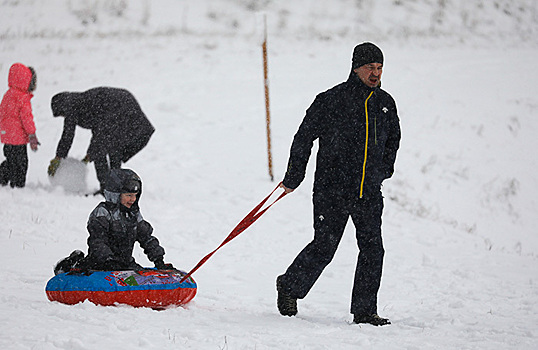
left=0, top=63, right=39, bottom=188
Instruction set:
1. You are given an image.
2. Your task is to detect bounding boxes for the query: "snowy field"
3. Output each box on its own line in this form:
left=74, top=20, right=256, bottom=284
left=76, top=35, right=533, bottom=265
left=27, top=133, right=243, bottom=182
left=1, top=1, right=537, bottom=349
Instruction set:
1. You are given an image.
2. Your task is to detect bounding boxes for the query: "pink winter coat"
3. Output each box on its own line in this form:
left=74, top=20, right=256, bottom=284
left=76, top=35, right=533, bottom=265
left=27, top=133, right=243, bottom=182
left=0, top=63, right=36, bottom=145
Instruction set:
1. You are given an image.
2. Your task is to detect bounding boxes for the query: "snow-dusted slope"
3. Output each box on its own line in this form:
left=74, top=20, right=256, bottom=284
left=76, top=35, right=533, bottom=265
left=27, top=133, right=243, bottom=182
left=1, top=1, right=537, bottom=349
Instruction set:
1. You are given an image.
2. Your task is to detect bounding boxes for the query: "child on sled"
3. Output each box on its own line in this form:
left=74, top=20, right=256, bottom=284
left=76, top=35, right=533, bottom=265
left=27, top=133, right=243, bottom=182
left=54, top=168, right=175, bottom=274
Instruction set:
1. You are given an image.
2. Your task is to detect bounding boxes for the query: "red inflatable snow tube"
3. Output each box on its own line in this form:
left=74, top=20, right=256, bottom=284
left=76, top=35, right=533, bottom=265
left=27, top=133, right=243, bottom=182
left=46, top=269, right=197, bottom=308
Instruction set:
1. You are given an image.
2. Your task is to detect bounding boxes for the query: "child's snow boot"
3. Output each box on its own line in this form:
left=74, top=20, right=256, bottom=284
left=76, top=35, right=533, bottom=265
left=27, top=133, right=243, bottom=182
left=54, top=250, right=85, bottom=275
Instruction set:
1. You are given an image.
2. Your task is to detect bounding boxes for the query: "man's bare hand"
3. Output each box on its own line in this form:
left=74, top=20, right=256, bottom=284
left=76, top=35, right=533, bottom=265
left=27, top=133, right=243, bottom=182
left=279, top=182, right=295, bottom=194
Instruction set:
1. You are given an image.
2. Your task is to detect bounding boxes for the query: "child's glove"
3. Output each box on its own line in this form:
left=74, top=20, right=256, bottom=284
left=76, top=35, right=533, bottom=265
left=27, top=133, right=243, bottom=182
left=48, top=157, right=61, bottom=176
left=28, top=134, right=40, bottom=151
left=154, top=258, right=175, bottom=270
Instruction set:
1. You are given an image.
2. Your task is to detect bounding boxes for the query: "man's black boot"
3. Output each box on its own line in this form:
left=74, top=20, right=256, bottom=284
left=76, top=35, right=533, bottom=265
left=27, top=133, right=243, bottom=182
left=353, top=314, right=391, bottom=326
left=276, top=276, right=297, bottom=316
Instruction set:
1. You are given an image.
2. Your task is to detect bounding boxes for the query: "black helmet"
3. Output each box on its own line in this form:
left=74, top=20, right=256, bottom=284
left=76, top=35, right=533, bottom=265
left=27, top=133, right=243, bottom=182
left=104, top=169, right=142, bottom=206
left=122, top=177, right=141, bottom=193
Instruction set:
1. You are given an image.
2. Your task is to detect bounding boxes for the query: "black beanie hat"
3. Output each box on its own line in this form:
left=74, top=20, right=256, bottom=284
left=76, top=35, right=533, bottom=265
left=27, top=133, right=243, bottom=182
left=352, top=42, right=384, bottom=69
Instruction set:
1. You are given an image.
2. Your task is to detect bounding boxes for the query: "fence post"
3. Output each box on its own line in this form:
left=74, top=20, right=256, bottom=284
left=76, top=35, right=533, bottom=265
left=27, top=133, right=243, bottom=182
left=262, top=14, right=274, bottom=182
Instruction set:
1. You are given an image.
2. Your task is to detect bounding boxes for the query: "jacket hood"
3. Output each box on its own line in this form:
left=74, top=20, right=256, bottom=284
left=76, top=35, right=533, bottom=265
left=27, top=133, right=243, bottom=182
left=8, top=63, right=32, bottom=92
left=51, top=92, right=81, bottom=117
left=103, top=168, right=143, bottom=208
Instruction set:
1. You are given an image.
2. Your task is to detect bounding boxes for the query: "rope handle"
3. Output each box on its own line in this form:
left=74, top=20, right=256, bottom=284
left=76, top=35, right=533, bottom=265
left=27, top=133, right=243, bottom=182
left=180, top=183, right=287, bottom=283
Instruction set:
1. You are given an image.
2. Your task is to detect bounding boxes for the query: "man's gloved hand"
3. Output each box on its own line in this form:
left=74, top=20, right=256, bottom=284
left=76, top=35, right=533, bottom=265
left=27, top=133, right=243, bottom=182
left=81, top=155, right=90, bottom=164
left=47, top=157, right=61, bottom=176
left=28, top=134, right=40, bottom=152
left=154, top=258, right=175, bottom=270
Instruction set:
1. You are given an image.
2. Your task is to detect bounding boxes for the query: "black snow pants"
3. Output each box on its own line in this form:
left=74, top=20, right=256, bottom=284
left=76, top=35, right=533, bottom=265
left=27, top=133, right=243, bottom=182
left=94, top=132, right=153, bottom=191
left=0, top=144, right=28, bottom=188
left=279, top=191, right=385, bottom=316
left=119, top=131, right=153, bottom=163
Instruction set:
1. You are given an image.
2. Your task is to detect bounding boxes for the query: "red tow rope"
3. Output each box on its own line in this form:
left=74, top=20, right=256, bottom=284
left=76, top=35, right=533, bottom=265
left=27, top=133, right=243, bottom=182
left=180, top=183, right=287, bottom=283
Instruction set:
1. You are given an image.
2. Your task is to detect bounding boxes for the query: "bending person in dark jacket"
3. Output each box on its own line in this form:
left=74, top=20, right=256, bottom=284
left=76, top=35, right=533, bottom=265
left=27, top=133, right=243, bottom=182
left=48, top=87, right=155, bottom=194
left=54, top=168, right=174, bottom=274
left=276, top=43, right=401, bottom=326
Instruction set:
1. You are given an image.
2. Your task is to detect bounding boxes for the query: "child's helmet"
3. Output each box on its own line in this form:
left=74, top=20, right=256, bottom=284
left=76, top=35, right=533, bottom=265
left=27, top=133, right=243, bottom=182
left=104, top=169, right=143, bottom=206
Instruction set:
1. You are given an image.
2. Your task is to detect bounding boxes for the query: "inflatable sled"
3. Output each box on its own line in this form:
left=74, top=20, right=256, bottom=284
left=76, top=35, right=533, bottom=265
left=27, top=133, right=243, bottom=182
left=45, top=269, right=197, bottom=308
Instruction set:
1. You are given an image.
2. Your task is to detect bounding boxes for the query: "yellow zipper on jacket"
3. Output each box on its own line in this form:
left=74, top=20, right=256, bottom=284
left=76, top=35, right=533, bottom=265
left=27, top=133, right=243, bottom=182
left=359, top=91, right=374, bottom=198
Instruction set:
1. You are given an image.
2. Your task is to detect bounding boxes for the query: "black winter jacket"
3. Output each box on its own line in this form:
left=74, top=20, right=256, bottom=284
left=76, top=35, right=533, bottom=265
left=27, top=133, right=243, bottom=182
left=86, top=187, right=165, bottom=269
left=51, top=87, right=155, bottom=161
left=283, top=72, right=401, bottom=200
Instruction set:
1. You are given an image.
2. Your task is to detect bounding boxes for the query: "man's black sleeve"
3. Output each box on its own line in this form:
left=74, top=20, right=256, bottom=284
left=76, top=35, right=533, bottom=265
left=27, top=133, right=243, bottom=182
left=282, top=96, right=324, bottom=189
left=56, top=118, right=77, bottom=158
left=381, top=97, right=401, bottom=180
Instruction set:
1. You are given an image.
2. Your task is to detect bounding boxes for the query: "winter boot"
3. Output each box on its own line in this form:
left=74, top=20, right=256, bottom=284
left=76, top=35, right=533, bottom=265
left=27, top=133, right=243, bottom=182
left=276, top=276, right=297, bottom=316
left=353, top=314, right=391, bottom=326
left=54, top=250, right=85, bottom=275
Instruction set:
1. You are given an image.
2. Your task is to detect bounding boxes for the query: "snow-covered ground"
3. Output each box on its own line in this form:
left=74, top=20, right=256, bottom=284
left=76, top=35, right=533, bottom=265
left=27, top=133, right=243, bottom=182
left=1, top=1, right=537, bottom=349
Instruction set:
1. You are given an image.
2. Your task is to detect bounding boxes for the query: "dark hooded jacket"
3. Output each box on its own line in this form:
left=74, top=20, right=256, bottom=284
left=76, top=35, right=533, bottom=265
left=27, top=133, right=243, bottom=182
left=85, top=169, right=164, bottom=269
left=51, top=87, right=155, bottom=160
left=282, top=71, right=401, bottom=200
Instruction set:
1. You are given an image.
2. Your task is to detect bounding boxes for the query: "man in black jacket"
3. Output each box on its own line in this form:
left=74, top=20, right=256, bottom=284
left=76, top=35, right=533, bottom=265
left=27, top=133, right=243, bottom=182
left=48, top=87, right=155, bottom=194
left=276, top=43, right=401, bottom=326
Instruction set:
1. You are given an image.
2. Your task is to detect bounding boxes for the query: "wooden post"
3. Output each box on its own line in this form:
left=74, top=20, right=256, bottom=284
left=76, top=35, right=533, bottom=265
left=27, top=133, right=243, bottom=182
left=262, top=14, right=274, bottom=181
